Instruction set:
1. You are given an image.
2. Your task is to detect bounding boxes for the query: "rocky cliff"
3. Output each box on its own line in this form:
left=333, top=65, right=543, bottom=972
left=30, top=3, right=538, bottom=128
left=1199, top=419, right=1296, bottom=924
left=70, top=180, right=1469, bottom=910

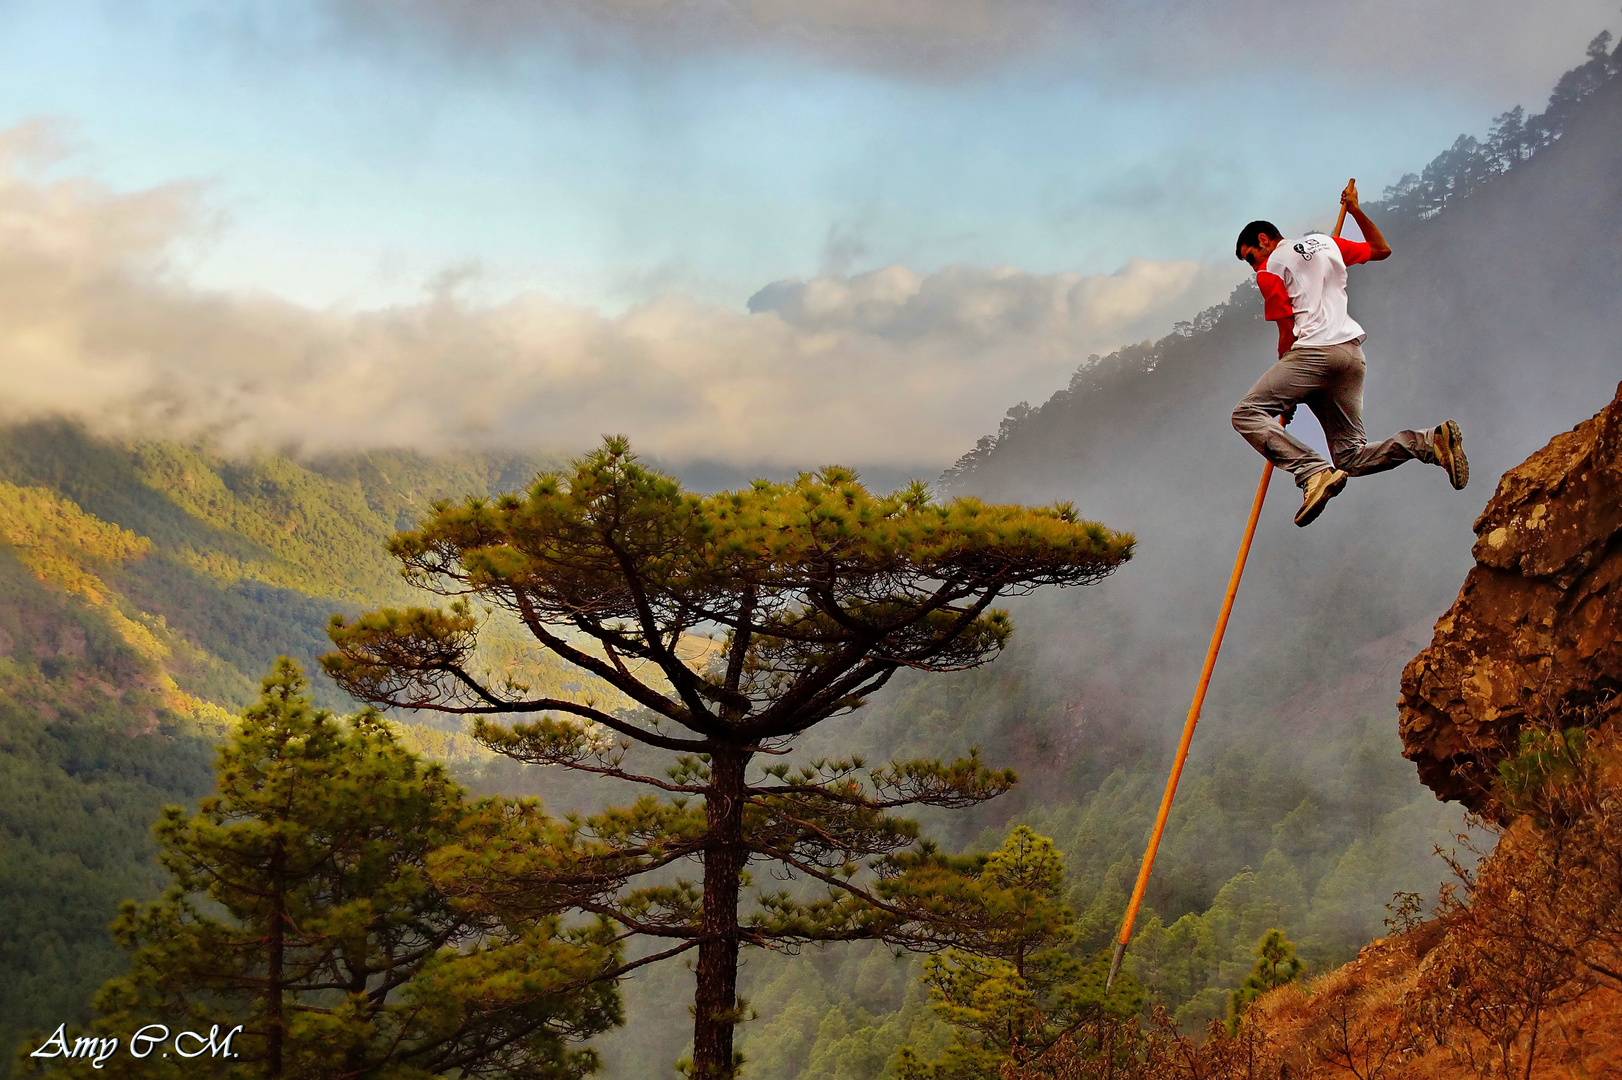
left=1399, top=380, right=1622, bottom=810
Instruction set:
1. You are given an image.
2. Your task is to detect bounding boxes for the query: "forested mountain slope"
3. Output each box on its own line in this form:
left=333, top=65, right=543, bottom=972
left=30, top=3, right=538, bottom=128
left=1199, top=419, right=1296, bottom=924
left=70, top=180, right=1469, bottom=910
left=0, top=429, right=566, bottom=1072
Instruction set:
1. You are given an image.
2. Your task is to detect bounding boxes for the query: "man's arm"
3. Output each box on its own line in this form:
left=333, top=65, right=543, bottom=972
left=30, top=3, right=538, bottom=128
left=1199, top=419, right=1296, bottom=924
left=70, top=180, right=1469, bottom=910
left=1276, top=315, right=1296, bottom=358
left=1341, top=179, right=1391, bottom=260
left=1255, top=269, right=1294, bottom=356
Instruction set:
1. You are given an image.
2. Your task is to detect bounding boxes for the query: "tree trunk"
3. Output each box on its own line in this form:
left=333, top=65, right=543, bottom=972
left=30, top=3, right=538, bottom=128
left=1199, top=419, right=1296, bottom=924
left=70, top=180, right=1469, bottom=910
left=267, top=838, right=286, bottom=1078
left=692, top=749, right=749, bottom=1079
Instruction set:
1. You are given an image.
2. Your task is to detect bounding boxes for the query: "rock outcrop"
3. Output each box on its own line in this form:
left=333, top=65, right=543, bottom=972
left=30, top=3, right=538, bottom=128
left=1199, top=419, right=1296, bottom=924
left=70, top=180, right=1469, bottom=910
left=1399, top=380, right=1622, bottom=810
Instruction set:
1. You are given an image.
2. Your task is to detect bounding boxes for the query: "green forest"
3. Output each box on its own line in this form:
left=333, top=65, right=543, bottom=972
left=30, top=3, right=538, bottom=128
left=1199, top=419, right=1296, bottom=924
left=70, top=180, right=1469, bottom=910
left=2, top=28, right=1620, bottom=1080
left=0, top=422, right=1469, bottom=1077
left=0, top=426, right=572, bottom=1072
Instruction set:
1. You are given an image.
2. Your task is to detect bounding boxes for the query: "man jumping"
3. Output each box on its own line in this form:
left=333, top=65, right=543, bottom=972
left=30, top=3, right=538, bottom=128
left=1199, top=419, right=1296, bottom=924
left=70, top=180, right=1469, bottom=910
left=1232, top=179, right=1468, bottom=527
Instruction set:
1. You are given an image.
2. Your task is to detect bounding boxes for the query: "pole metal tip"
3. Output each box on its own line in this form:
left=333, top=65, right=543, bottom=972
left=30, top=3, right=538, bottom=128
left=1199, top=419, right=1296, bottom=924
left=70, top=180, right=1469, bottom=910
left=1106, top=938, right=1128, bottom=991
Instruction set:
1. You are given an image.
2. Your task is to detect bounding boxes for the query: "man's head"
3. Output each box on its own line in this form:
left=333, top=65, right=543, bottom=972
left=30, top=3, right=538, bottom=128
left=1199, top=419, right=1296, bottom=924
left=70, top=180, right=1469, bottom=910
left=1235, top=221, right=1283, bottom=269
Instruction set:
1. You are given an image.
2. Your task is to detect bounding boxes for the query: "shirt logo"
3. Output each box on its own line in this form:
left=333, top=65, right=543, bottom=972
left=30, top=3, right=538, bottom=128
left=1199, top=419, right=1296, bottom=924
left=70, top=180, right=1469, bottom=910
left=1292, top=236, right=1331, bottom=262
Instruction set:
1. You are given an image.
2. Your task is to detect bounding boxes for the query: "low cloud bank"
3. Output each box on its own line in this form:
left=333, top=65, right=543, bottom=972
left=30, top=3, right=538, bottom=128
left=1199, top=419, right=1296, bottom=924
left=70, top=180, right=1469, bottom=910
left=0, top=125, right=1238, bottom=467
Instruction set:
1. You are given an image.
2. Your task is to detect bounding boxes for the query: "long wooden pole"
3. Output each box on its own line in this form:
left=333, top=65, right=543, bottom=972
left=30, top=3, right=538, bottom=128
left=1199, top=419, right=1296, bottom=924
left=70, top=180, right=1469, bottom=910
left=1105, top=192, right=1352, bottom=991
left=1105, top=456, right=1274, bottom=989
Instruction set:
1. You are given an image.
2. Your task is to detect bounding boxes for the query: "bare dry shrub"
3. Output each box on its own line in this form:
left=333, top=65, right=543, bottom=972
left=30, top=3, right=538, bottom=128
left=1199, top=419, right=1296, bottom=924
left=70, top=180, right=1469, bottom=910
left=1497, top=710, right=1622, bottom=990
left=1382, top=891, right=1424, bottom=936
left=997, top=1011, right=1175, bottom=1080
left=996, top=1009, right=1283, bottom=1080
left=1408, top=711, right=1622, bottom=1079
left=1310, top=989, right=1405, bottom=1079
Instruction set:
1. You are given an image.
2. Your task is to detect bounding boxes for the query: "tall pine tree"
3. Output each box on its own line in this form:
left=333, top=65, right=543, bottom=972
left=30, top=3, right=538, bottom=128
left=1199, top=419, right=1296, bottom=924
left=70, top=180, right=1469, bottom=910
left=323, top=438, right=1133, bottom=1078
left=41, top=659, right=619, bottom=1079
left=896, top=827, right=1140, bottom=1080
left=1227, top=929, right=1304, bottom=1034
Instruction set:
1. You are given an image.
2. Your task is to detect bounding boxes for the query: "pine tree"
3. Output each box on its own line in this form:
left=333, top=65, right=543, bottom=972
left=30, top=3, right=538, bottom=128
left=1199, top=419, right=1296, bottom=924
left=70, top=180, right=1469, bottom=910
left=37, top=659, right=620, bottom=1079
left=1378, top=26, right=1619, bottom=222
left=1227, top=928, right=1304, bottom=1033
left=322, top=438, right=1133, bottom=1079
left=894, top=827, right=1140, bottom=1080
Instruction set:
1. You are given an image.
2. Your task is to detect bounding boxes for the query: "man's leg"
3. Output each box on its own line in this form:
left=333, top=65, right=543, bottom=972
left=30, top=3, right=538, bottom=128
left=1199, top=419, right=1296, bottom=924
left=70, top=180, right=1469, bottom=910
left=1311, top=342, right=1435, bottom=476
left=1231, top=351, right=1336, bottom=486
left=1234, top=347, right=1351, bottom=526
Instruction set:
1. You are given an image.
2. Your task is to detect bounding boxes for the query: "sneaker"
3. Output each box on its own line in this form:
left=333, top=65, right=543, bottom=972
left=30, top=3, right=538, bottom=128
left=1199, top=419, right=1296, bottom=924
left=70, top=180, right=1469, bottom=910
left=1432, top=420, right=1468, bottom=490
left=1294, top=468, right=1348, bottom=527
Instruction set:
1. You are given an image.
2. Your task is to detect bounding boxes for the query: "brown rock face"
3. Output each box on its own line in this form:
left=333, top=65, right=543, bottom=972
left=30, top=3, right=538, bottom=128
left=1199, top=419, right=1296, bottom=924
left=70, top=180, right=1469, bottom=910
left=1399, top=380, right=1622, bottom=810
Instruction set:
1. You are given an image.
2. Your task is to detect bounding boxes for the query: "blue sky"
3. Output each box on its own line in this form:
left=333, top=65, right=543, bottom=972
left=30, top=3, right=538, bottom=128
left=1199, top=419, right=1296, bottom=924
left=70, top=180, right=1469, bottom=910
left=0, top=0, right=1612, bottom=465
left=3, top=0, right=1602, bottom=310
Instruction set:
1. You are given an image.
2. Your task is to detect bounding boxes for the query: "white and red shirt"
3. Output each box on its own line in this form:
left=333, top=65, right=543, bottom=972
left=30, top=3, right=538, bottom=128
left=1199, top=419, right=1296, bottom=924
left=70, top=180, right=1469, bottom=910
left=1255, top=235, right=1374, bottom=347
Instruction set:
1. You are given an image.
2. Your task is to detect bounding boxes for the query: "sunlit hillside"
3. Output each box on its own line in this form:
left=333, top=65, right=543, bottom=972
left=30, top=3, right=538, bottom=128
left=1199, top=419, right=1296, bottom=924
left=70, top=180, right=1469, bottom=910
left=0, top=427, right=586, bottom=1069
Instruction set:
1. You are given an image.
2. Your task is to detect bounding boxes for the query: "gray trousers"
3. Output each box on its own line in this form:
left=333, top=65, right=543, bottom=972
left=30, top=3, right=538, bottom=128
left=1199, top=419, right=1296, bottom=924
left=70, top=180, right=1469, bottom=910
left=1231, top=341, right=1433, bottom=486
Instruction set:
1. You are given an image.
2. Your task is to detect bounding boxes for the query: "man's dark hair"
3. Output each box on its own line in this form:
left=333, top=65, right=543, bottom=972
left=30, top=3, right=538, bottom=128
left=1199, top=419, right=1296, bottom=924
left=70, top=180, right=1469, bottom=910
left=1235, top=220, right=1282, bottom=260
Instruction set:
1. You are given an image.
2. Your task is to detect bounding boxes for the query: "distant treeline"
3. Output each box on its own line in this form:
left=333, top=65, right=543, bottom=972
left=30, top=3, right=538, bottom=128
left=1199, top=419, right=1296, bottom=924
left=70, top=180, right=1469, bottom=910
left=1379, top=30, right=1621, bottom=222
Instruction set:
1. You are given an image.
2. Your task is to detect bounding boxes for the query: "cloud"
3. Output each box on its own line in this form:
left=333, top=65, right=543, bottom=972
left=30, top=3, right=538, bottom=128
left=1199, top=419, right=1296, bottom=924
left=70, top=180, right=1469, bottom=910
left=0, top=125, right=1240, bottom=468
left=746, top=261, right=1225, bottom=347
left=331, top=0, right=1616, bottom=95
left=1120, top=0, right=1618, bottom=99
left=333, top=0, right=1060, bottom=78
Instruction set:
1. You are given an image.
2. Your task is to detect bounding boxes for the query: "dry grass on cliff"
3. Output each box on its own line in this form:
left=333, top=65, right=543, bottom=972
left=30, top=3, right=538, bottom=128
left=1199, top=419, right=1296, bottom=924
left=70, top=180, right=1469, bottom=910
left=1244, top=715, right=1622, bottom=1080
left=1001, top=937, right=1622, bottom=1080
left=1237, top=926, right=1622, bottom=1079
